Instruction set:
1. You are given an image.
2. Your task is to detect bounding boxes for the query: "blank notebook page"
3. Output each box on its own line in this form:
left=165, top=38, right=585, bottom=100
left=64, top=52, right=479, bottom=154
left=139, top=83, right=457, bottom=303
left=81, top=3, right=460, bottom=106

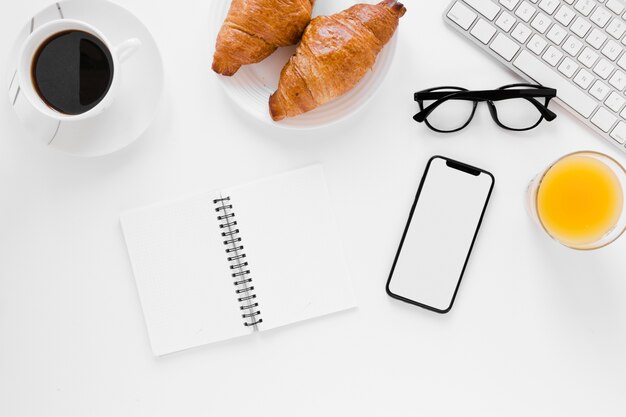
left=225, top=165, right=356, bottom=331
left=121, top=192, right=249, bottom=356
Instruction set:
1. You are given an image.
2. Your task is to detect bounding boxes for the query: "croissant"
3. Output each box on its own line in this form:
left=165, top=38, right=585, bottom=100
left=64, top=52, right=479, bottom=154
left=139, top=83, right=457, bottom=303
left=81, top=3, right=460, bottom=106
left=269, top=0, right=406, bottom=121
left=212, top=0, right=315, bottom=76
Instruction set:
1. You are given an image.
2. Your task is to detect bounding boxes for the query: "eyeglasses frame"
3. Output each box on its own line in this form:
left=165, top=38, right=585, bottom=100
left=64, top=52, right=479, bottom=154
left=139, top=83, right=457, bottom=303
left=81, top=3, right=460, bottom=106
left=413, top=83, right=558, bottom=133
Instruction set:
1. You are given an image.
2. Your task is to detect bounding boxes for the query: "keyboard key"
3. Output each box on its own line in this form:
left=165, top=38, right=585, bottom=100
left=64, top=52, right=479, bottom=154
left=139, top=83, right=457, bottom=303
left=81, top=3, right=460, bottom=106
left=529, top=34, right=549, bottom=54
left=490, top=33, right=521, bottom=60
left=609, top=69, right=626, bottom=90
left=448, top=2, right=478, bottom=30
left=547, top=24, right=568, bottom=44
left=607, top=0, right=625, bottom=14
left=514, top=50, right=598, bottom=117
left=574, top=68, right=594, bottom=88
left=543, top=45, right=564, bottom=65
left=500, top=0, right=521, bottom=10
left=555, top=5, right=576, bottom=25
left=590, top=7, right=611, bottom=28
left=618, top=53, right=626, bottom=69
left=605, top=91, right=626, bottom=112
left=574, top=0, right=597, bottom=16
left=496, top=11, right=516, bottom=31
left=601, top=40, right=622, bottom=60
left=593, top=58, right=614, bottom=79
left=516, top=1, right=537, bottom=21
left=620, top=34, right=626, bottom=48
left=563, top=0, right=575, bottom=4
left=539, top=0, right=560, bottom=14
left=572, top=16, right=592, bottom=36
left=610, top=121, right=626, bottom=144
left=532, top=13, right=553, bottom=33
left=471, top=18, right=497, bottom=43
left=578, top=47, right=599, bottom=67
left=590, top=80, right=610, bottom=100
left=607, top=19, right=626, bottom=40
left=558, top=56, right=580, bottom=76
left=512, top=22, right=533, bottom=42
left=591, top=107, right=617, bottom=132
left=463, top=0, right=501, bottom=20
left=586, top=28, right=607, bottom=49
left=563, top=36, right=584, bottom=55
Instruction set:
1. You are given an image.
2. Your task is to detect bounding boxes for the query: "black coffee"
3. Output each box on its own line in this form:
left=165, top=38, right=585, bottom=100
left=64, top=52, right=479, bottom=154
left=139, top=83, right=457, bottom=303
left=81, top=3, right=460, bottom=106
left=32, top=30, right=113, bottom=115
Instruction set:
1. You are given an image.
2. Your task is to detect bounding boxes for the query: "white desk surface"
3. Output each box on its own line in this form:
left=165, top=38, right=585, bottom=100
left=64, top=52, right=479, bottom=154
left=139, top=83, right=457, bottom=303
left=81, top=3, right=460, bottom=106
left=1, top=1, right=626, bottom=416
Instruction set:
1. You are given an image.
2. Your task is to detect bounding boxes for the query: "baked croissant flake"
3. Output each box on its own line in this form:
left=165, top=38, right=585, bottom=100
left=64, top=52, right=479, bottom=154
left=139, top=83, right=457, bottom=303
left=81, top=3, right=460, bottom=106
left=212, top=0, right=315, bottom=76
left=269, top=0, right=406, bottom=121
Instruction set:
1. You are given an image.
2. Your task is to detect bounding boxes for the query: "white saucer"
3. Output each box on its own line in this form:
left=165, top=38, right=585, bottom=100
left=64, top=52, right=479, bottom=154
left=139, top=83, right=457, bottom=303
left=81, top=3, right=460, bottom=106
left=6, top=0, right=163, bottom=157
left=208, top=0, right=398, bottom=129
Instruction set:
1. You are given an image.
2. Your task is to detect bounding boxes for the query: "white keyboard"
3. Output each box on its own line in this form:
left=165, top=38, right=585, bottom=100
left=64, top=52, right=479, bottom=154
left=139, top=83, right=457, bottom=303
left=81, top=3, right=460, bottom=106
left=444, top=0, right=626, bottom=153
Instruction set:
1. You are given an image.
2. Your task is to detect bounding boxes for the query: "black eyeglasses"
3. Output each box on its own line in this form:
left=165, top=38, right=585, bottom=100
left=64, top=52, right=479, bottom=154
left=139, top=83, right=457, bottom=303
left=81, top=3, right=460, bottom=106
left=413, top=83, right=557, bottom=133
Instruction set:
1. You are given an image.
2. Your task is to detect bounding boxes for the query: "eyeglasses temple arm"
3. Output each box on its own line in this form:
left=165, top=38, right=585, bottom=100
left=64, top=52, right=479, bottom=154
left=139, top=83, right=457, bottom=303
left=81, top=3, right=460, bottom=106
left=526, top=97, right=558, bottom=121
left=413, top=99, right=449, bottom=123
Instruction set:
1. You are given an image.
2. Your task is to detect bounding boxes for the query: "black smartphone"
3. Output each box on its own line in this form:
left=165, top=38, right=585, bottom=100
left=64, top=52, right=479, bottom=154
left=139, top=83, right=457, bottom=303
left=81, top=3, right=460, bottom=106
left=386, top=156, right=495, bottom=313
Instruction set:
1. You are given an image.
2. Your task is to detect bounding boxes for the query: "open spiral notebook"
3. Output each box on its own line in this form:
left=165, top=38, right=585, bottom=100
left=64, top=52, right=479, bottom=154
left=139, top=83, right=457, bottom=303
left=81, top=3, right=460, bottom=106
left=121, top=165, right=356, bottom=356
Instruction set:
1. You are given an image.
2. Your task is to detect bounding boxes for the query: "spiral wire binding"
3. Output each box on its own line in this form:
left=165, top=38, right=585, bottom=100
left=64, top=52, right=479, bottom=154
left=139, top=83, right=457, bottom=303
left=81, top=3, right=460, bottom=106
left=213, top=196, right=262, bottom=329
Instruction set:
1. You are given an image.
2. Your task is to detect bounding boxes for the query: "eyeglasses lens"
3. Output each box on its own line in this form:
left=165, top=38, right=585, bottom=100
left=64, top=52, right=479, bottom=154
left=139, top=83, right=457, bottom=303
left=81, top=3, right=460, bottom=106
left=423, top=89, right=474, bottom=132
left=493, top=86, right=547, bottom=130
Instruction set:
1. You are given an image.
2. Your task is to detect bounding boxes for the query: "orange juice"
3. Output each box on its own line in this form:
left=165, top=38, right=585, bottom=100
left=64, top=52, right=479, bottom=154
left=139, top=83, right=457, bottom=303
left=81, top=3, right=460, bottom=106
left=537, top=154, right=624, bottom=247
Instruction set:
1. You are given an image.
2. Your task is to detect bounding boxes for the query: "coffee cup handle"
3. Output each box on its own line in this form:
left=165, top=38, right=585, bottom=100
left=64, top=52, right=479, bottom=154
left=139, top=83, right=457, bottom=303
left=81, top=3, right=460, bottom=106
left=115, top=38, right=141, bottom=63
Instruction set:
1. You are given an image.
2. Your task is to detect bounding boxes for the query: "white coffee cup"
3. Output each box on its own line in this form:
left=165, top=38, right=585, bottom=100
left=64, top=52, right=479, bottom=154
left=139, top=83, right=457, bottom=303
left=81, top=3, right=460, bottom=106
left=17, top=18, right=140, bottom=122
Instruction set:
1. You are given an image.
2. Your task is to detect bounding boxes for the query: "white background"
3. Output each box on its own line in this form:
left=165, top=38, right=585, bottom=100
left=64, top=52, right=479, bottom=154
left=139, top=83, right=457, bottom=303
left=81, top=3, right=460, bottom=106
left=1, top=0, right=626, bottom=416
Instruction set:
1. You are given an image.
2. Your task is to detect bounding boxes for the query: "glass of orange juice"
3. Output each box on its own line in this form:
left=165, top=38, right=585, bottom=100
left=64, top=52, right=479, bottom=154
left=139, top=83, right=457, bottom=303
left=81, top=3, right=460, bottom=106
left=527, top=151, right=626, bottom=250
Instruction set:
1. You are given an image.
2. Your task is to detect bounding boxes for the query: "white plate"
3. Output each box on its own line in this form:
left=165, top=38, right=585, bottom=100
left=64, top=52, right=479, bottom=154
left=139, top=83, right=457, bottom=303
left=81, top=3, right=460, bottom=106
left=208, top=0, right=399, bottom=129
left=6, top=0, right=163, bottom=157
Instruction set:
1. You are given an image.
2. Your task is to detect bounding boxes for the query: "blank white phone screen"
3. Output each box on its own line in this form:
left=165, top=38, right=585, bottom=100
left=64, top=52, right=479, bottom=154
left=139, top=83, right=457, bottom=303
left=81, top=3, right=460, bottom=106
left=388, top=157, right=493, bottom=312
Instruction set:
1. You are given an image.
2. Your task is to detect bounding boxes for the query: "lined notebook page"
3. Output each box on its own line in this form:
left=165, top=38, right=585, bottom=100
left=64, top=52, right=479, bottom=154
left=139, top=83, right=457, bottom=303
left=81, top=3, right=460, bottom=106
left=121, top=192, right=250, bottom=356
left=225, top=165, right=356, bottom=332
